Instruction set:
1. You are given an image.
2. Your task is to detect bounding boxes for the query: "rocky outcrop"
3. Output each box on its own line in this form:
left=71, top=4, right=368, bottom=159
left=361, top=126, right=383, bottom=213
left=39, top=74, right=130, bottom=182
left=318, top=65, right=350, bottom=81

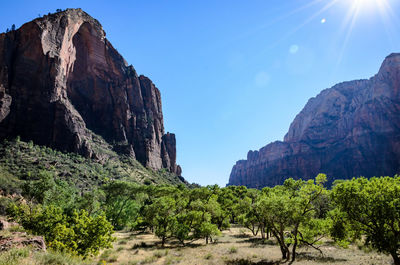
left=229, top=53, right=400, bottom=188
left=0, top=219, right=18, bottom=230
left=0, top=9, right=180, bottom=174
left=0, top=232, right=46, bottom=251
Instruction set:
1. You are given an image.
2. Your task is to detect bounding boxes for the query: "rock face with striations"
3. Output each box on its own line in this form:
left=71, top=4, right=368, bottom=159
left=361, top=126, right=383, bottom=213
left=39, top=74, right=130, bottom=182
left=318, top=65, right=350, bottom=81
left=0, top=8, right=180, bottom=174
left=229, top=53, right=400, bottom=188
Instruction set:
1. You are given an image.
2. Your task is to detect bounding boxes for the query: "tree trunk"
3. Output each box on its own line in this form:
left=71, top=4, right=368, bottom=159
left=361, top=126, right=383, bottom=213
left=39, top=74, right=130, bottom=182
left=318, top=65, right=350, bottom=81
left=280, top=245, right=287, bottom=260
left=261, top=225, right=265, bottom=239
left=390, top=251, right=400, bottom=265
left=291, top=225, right=299, bottom=262
left=206, top=236, right=209, bottom=244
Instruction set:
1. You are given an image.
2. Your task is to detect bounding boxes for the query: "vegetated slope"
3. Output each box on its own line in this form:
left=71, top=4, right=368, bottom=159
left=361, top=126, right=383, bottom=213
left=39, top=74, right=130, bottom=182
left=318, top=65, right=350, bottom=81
left=0, top=138, right=184, bottom=193
left=229, top=53, right=400, bottom=188
left=0, top=8, right=181, bottom=179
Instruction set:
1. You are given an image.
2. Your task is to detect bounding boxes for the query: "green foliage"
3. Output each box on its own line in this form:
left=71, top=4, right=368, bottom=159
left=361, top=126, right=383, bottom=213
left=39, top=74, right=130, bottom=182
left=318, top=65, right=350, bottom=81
left=0, top=138, right=184, bottom=193
left=256, top=174, right=329, bottom=262
left=143, top=195, right=182, bottom=246
left=22, top=171, right=79, bottom=213
left=0, top=166, right=21, bottom=195
left=7, top=203, right=114, bottom=256
left=331, top=176, right=400, bottom=264
left=102, top=181, right=142, bottom=229
left=235, top=189, right=266, bottom=237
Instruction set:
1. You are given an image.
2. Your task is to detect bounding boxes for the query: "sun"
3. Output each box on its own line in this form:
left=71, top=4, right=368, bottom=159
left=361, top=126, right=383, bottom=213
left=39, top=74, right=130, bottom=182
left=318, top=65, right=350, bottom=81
left=350, top=0, right=388, bottom=12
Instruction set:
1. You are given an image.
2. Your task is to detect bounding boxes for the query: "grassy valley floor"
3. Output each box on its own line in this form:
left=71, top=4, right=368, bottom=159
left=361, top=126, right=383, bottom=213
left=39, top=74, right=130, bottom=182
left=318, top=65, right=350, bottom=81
left=96, top=226, right=391, bottom=265
left=0, top=226, right=392, bottom=265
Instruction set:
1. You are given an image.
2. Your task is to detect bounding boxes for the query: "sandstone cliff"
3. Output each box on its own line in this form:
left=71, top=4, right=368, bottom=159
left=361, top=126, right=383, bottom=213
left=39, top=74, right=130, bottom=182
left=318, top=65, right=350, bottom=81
left=229, top=53, right=400, bottom=188
left=0, top=8, right=180, bottom=174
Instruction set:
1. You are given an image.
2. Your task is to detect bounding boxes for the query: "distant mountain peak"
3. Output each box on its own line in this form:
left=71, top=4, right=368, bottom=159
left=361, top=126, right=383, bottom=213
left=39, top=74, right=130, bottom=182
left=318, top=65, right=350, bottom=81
left=228, top=53, right=400, bottom=188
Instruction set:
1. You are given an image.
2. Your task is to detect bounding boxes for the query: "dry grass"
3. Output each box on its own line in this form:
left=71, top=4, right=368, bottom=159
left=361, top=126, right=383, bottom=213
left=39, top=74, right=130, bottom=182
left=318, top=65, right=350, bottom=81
left=94, top=227, right=392, bottom=265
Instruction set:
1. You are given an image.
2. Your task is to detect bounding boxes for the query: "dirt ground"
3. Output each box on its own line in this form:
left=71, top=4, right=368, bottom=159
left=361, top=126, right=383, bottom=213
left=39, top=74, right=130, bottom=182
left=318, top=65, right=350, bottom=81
left=95, top=226, right=392, bottom=265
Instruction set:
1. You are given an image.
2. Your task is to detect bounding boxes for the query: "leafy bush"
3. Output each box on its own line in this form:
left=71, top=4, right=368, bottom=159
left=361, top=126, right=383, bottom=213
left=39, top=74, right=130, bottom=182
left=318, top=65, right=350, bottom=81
left=7, top=203, right=114, bottom=256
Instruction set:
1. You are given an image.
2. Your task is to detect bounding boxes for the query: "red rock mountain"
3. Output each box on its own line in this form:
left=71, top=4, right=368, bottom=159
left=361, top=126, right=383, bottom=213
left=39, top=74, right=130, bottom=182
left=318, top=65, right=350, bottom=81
left=229, top=53, right=400, bottom=188
left=0, top=8, right=181, bottom=175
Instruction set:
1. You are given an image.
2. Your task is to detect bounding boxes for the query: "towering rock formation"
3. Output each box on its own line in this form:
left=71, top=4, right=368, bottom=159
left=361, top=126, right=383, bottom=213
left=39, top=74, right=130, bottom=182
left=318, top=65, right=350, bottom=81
left=0, top=8, right=180, bottom=174
left=229, top=53, right=400, bottom=188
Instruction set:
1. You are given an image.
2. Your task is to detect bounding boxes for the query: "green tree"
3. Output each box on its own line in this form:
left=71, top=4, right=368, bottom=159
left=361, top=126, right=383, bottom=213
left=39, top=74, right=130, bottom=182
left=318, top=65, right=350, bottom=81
left=144, top=196, right=177, bottom=246
left=236, top=194, right=266, bottom=237
left=102, top=181, right=142, bottom=229
left=196, top=220, right=221, bottom=244
left=258, top=174, right=329, bottom=262
left=331, top=176, right=400, bottom=265
left=22, top=170, right=57, bottom=203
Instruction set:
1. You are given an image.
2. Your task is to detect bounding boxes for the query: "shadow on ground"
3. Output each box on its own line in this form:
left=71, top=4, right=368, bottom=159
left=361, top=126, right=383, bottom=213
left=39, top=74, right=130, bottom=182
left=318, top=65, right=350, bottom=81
left=238, top=237, right=275, bottom=248
left=296, top=252, right=347, bottom=263
left=225, top=258, right=281, bottom=265
left=131, top=240, right=204, bottom=250
left=232, top=233, right=253, bottom=239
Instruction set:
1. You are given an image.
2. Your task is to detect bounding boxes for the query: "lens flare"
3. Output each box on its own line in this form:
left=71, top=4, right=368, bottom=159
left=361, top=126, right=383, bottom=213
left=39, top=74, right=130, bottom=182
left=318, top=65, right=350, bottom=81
left=351, top=0, right=387, bottom=12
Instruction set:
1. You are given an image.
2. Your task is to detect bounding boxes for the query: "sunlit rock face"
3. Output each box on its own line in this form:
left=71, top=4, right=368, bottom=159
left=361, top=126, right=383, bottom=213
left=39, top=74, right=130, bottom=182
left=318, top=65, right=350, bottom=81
left=0, top=8, right=180, bottom=174
left=229, top=53, right=400, bottom=188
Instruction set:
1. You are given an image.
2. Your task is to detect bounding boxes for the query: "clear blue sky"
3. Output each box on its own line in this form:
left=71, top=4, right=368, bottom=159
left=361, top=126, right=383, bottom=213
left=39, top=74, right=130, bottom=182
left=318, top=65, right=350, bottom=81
left=1, top=0, right=399, bottom=186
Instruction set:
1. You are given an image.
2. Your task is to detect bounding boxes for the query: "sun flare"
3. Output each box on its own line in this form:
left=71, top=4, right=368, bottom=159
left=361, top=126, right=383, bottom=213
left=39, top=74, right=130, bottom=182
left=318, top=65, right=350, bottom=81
left=350, top=0, right=388, bottom=12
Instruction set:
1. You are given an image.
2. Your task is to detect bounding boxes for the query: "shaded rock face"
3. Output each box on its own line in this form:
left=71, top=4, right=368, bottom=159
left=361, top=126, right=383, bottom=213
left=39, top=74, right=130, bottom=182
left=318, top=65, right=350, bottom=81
left=229, top=53, right=400, bottom=188
left=0, top=9, right=180, bottom=174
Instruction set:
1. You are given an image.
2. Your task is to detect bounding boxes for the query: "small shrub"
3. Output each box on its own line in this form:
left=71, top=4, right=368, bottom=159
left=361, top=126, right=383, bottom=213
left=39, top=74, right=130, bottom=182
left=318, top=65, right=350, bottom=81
left=107, top=254, right=118, bottom=263
left=142, top=255, right=157, bottom=264
left=229, top=246, right=238, bottom=253
left=116, top=246, right=124, bottom=251
left=118, top=239, right=128, bottom=245
left=99, top=249, right=112, bottom=260
left=204, top=253, right=213, bottom=260
left=153, top=249, right=168, bottom=258
left=131, top=241, right=149, bottom=249
left=154, top=250, right=164, bottom=258
left=8, top=225, right=25, bottom=233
